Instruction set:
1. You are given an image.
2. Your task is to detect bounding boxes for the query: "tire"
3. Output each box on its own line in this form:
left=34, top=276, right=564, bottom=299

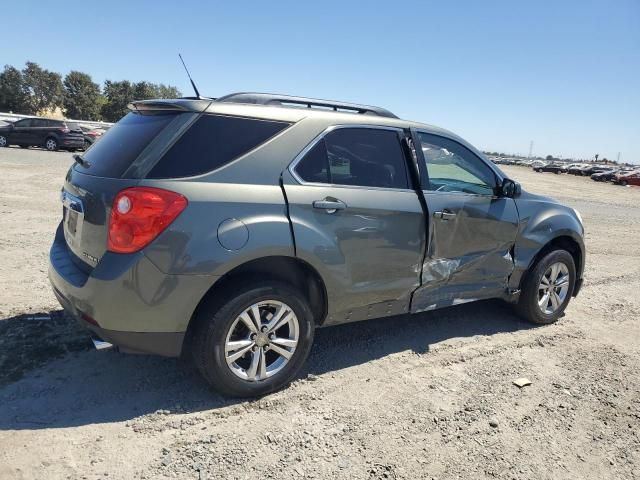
left=83, top=139, right=91, bottom=151
left=516, top=249, right=576, bottom=325
left=621, top=181, right=628, bottom=187
left=45, top=137, right=58, bottom=151
left=0, top=135, right=7, bottom=147
left=192, top=280, right=315, bottom=397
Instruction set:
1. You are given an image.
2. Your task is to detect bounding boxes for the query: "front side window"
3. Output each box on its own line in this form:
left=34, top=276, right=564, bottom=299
left=31, top=119, right=47, bottom=127
left=417, top=132, right=497, bottom=195
left=14, top=119, right=32, bottom=128
left=294, top=127, right=409, bottom=189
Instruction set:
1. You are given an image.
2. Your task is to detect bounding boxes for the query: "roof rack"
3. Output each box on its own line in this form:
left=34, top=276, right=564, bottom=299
left=215, top=92, right=398, bottom=119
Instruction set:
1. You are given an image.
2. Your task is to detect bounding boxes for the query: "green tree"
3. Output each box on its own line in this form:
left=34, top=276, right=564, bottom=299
left=63, top=71, right=101, bottom=120
left=156, top=83, right=181, bottom=98
left=22, top=61, right=63, bottom=114
left=0, top=65, right=29, bottom=113
left=101, top=80, right=135, bottom=122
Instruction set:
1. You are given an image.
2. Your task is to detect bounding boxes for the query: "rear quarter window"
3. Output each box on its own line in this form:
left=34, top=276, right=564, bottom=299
left=146, top=114, right=290, bottom=179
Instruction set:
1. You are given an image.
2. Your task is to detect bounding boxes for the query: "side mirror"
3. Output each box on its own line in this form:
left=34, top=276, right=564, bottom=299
left=500, top=178, right=521, bottom=198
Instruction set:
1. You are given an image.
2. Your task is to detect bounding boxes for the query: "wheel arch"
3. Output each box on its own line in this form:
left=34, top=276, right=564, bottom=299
left=183, top=255, right=328, bottom=352
left=520, top=234, right=584, bottom=296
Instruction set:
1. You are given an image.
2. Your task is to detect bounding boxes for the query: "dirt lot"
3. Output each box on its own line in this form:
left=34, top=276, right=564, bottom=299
left=0, top=147, right=639, bottom=480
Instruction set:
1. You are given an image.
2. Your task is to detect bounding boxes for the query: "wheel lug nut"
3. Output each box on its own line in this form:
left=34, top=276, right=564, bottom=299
left=252, top=346, right=258, bottom=352
left=264, top=345, right=269, bottom=351
left=269, top=333, right=274, bottom=339
left=261, top=326, right=267, bottom=332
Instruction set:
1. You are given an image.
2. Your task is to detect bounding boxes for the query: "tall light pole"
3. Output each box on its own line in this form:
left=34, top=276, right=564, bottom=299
left=528, top=140, right=533, bottom=158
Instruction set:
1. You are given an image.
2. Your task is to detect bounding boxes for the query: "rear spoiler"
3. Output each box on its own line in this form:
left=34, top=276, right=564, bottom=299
left=128, top=98, right=213, bottom=113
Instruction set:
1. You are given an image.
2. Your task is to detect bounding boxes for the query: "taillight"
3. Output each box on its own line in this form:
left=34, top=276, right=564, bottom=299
left=107, top=187, right=187, bottom=253
left=59, top=127, right=70, bottom=133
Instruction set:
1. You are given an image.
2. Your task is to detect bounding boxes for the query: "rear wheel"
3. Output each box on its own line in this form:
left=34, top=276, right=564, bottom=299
left=83, top=139, right=91, bottom=150
left=45, top=137, right=58, bottom=151
left=516, top=249, right=576, bottom=324
left=0, top=135, right=7, bottom=147
left=620, top=180, right=628, bottom=186
left=192, top=281, right=315, bottom=397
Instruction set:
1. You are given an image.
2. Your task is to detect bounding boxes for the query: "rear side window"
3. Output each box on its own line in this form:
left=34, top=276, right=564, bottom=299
left=147, top=114, right=290, bottom=179
left=294, top=127, right=409, bottom=189
left=80, top=112, right=176, bottom=178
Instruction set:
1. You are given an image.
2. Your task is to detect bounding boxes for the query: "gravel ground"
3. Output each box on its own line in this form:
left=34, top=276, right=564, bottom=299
left=0, top=147, right=639, bottom=480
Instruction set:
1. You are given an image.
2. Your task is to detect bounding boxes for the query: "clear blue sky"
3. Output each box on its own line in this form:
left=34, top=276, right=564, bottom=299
left=4, top=0, right=639, bottom=162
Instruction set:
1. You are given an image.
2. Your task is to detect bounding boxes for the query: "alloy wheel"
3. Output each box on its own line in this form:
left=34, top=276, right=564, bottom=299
left=46, top=139, right=57, bottom=151
left=0, top=136, right=6, bottom=147
left=538, top=262, right=570, bottom=314
left=224, top=300, right=299, bottom=382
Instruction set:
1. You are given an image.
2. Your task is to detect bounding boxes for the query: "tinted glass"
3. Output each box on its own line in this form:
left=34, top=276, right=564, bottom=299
left=147, top=114, right=290, bottom=179
left=418, top=133, right=496, bottom=195
left=31, top=119, right=47, bottom=127
left=80, top=112, right=176, bottom=178
left=295, top=128, right=408, bottom=189
left=14, top=119, right=32, bottom=127
left=47, top=120, right=63, bottom=127
left=295, top=139, right=330, bottom=183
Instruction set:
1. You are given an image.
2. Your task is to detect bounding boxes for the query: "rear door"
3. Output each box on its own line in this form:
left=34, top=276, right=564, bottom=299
left=31, top=118, right=49, bottom=145
left=283, top=126, right=426, bottom=325
left=411, top=131, right=519, bottom=311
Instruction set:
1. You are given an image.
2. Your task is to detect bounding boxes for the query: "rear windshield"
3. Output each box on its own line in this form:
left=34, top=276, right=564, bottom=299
left=79, top=112, right=176, bottom=178
left=146, top=114, right=290, bottom=179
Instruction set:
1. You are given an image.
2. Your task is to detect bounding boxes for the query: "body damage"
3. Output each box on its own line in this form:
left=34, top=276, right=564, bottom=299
left=508, top=191, right=585, bottom=291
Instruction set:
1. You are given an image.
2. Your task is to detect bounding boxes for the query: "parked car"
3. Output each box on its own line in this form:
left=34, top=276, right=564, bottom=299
left=0, top=118, right=84, bottom=151
left=76, top=124, right=106, bottom=150
left=591, top=169, right=619, bottom=182
left=531, top=160, right=547, bottom=169
left=48, top=93, right=585, bottom=397
left=613, top=170, right=640, bottom=186
left=534, top=163, right=567, bottom=174
left=579, top=165, right=609, bottom=177
left=567, top=164, right=589, bottom=175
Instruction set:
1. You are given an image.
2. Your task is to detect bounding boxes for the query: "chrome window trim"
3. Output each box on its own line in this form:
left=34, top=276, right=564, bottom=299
left=288, top=124, right=414, bottom=192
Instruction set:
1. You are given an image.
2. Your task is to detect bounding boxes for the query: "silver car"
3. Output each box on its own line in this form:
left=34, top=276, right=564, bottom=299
left=49, top=93, right=585, bottom=396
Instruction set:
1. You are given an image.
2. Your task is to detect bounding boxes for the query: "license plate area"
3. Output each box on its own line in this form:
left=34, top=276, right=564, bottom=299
left=61, top=191, right=84, bottom=248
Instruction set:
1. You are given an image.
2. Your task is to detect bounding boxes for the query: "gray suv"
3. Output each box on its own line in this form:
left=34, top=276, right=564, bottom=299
left=49, top=93, right=585, bottom=397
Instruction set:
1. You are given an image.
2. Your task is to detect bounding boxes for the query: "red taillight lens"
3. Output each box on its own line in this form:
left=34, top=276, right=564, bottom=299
left=59, top=127, right=70, bottom=133
left=107, top=187, right=187, bottom=253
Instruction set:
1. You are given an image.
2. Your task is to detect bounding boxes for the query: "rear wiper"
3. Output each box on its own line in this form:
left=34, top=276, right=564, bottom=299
left=73, top=154, right=91, bottom=168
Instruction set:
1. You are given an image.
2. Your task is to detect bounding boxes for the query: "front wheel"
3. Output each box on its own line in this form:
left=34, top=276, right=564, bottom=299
left=0, top=135, right=7, bottom=147
left=516, top=249, right=576, bottom=324
left=45, top=137, right=58, bottom=151
left=192, top=281, right=315, bottom=397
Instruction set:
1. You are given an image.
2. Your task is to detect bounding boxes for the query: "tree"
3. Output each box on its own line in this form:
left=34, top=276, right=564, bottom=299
left=63, top=71, right=101, bottom=120
left=101, top=80, right=135, bottom=122
left=22, top=62, right=63, bottom=114
left=0, top=65, right=29, bottom=113
left=545, top=155, right=554, bottom=161
left=156, top=84, right=181, bottom=99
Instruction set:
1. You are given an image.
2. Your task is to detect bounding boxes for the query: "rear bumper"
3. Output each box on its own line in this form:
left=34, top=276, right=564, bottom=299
left=48, top=223, right=218, bottom=357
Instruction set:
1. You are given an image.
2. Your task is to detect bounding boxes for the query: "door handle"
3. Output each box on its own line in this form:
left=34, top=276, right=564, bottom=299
left=313, top=199, right=346, bottom=213
left=434, top=210, right=457, bottom=220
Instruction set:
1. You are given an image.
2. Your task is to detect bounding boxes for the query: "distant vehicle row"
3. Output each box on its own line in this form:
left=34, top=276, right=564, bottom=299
left=0, top=118, right=108, bottom=151
left=489, top=157, right=639, bottom=186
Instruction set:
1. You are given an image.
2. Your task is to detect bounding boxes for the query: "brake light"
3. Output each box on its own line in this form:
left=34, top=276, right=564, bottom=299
left=107, top=187, right=187, bottom=253
left=59, top=127, right=70, bottom=133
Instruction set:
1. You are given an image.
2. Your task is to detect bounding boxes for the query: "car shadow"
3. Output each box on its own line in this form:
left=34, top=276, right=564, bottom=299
left=0, top=300, right=538, bottom=431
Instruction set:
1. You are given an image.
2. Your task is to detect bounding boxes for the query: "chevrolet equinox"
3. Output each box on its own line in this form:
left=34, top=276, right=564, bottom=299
left=49, top=93, right=585, bottom=396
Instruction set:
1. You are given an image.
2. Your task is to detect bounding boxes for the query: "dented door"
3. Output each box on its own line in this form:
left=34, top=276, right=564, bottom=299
left=410, top=131, right=519, bottom=312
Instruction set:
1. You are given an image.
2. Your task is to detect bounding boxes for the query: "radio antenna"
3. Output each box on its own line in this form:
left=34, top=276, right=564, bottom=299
left=178, top=53, right=201, bottom=99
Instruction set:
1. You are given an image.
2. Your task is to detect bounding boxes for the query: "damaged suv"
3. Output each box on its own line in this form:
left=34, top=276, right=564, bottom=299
left=49, top=93, right=585, bottom=396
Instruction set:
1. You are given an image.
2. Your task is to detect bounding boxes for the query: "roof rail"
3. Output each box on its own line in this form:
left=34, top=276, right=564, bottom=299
left=215, top=92, right=398, bottom=119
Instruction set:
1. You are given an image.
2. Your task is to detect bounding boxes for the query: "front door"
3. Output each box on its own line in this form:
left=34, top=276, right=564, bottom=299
left=10, top=118, right=32, bottom=145
left=411, top=131, right=519, bottom=312
left=283, top=126, right=426, bottom=325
